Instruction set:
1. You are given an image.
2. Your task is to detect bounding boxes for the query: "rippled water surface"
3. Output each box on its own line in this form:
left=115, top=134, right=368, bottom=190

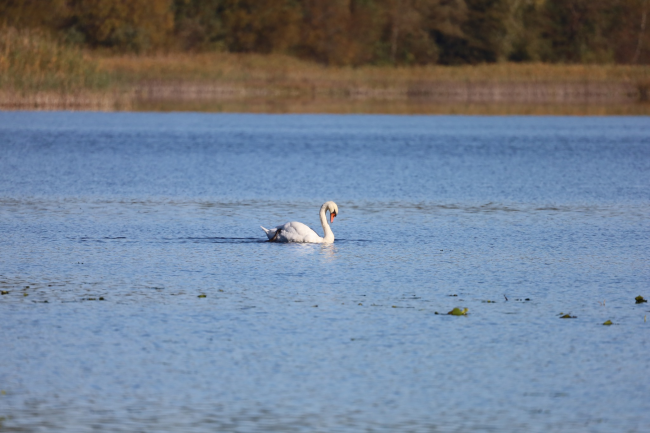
left=1, top=112, right=649, bottom=432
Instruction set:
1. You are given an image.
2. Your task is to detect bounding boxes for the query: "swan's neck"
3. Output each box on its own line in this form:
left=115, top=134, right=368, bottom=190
left=319, top=204, right=334, bottom=243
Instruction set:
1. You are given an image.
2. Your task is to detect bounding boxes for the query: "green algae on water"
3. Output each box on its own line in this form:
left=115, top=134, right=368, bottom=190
left=448, top=307, right=468, bottom=316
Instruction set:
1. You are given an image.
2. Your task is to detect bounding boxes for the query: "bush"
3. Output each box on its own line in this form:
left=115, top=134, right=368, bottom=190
left=0, top=26, right=111, bottom=93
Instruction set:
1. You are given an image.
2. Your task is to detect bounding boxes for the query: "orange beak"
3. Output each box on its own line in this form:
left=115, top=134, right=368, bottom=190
left=330, top=212, right=336, bottom=223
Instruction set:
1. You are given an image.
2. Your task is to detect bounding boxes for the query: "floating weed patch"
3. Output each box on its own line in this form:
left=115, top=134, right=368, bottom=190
left=482, top=300, right=496, bottom=303
left=448, top=307, right=468, bottom=316
left=603, top=320, right=613, bottom=326
left=635, top=295, right=647, bottom=304
left=197, top=294, right=206, bottom=298
left=559, top=313, right=577, bottom=319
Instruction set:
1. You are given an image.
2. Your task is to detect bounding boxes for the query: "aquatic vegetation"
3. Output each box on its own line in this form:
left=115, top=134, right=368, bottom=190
left=0, top=27, right=111, bottom=93
left=448, top=308, right=468, bottom=316
left=603, top=320, right=613, bottom=326
left=559, top=313, right=577, bottom=319
left=197, top=294, right=206, bottom=298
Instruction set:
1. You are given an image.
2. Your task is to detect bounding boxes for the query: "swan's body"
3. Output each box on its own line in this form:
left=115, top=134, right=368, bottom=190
left=261, top=201, right=339, bottom=243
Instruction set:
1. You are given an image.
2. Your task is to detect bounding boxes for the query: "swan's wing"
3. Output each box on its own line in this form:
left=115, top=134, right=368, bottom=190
left=277, top=221, right=323, bottom=243
left=260, top=226, right=278, bottom=240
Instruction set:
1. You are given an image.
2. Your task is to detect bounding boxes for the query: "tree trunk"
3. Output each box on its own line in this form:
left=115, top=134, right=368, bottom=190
left=390, top=0, right=401, bottom=65
left=633, top=0, right=647, bottom=64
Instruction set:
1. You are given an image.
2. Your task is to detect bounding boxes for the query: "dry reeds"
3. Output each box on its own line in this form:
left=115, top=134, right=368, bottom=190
left=0, top=26, right=111, bottom=92
left=98, top=52, right=650, bottom=84
left=0, top=26, right=121, bottom=110
left=2, top=27, right=650, bottom=113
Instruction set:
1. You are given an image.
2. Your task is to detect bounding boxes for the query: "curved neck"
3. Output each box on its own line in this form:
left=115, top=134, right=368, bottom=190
left=319, top=204, right=334, bottom=243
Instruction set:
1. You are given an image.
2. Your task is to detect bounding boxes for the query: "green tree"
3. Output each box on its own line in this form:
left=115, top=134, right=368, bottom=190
left=68, top=0, right=174, bottom=51
left=296, top=0, right=357, bottom=64
left=352, top=0, right=466, bottom=66
left=172, top=0, right=225, bottom=51
left=539, top=0, right=615, bottom=63
left=434, top=0, right=507, bottom=64
left=222, top=0, right=301, bottom=53
left=0, top=0, right=70, bottom=31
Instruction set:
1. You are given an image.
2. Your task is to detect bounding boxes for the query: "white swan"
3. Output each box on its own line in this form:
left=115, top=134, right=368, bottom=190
left=261, top=201, right=339, bottom=243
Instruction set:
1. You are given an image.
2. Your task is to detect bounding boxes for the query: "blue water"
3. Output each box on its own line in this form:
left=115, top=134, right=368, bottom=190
left=1, top=112, right=649, bottom=433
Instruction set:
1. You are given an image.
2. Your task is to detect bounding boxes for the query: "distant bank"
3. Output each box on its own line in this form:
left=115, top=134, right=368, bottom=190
left=2, top=28, right=649, bottom=115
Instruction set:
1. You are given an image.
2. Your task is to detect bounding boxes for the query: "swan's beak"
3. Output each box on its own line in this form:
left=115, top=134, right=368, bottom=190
left=330, top=212, right=336, bottom=223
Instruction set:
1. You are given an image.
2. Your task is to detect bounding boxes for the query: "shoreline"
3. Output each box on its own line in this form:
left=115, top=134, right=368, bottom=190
left=4, top=48, right=650, bottom=114
left=2, top=80, right=648, bottom=115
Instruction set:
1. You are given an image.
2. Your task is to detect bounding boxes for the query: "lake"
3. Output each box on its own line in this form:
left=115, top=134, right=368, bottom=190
left=1, top=112, right=649, bottom=433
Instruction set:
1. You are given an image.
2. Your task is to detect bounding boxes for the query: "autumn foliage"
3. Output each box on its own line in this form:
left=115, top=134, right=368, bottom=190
left=1, top=0, right=649, bottom=65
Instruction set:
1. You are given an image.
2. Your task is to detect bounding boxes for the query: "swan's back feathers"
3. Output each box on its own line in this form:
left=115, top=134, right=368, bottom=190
left=261, top=221, right=323, bottom=243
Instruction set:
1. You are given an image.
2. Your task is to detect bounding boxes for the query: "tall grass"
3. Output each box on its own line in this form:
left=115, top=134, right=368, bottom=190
left=0, top=26, right=111, bottom=94
left=98, top=51, right=650, bottom=85
left=1, top=26, right=649, bottom=112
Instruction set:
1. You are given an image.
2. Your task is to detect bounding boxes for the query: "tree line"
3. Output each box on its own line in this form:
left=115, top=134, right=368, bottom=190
left=2, top=0, right=649, bottom=65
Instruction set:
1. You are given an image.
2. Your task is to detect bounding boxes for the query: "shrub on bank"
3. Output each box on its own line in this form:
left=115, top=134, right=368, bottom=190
left=0, top=26, right=111, bottom=94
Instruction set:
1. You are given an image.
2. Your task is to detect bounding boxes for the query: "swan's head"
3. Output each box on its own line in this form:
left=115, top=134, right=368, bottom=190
left=324, top=201, right=339, bottom=223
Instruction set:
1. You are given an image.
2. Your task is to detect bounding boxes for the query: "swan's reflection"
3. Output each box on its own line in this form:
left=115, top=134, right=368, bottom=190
left=319, top=243, right=339, bottom=261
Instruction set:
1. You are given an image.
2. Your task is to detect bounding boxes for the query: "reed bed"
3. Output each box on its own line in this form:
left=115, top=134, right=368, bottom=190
left=100, top=52, right=650, bottom=84
left=135, top=99, right=650, bottom=116
left=0, top=26, right=122, bottom=110
left=0, top=27, right=112, bottom=92
left=2, top=27, right=650, bottom=113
